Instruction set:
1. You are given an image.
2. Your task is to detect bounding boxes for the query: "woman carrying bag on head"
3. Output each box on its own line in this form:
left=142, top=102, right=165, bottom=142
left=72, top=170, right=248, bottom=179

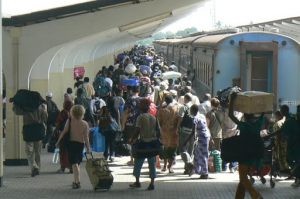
left=56, top=105, right=91, bottom=189
left=229, top=93, right=264, bottom=199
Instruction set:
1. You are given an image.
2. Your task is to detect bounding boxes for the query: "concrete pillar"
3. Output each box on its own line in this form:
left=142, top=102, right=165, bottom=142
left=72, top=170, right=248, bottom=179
left=4, top=27, right=27, bottom=166
left=0, top=0, right=3, bottom=187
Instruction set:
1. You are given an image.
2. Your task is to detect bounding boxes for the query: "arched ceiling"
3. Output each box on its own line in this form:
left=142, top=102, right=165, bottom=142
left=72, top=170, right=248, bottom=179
left=3, top=0, right=210, bottom=81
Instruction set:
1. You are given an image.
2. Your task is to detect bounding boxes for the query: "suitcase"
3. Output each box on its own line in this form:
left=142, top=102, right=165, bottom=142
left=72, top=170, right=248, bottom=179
left=85, top=153, right=113, bottom=191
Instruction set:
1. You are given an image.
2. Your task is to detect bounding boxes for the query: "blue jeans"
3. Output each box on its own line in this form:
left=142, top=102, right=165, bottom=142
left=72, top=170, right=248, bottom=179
left=133, top=156, right=156, bottom=179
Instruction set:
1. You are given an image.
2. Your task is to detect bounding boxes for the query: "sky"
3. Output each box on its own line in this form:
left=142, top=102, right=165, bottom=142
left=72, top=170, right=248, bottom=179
left=162, top=0, right=300, bottom=32
left=2, top=0, right=300, bottom=32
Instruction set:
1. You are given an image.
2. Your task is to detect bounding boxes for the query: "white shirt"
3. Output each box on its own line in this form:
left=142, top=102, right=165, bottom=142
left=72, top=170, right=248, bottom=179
left=105, top=77, right=113, bottom=88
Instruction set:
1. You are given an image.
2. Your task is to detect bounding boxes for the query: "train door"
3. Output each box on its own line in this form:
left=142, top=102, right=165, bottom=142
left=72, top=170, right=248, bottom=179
left=240, top=41, right=278, bottom=108
left=246, top=52, right=273, bottom=92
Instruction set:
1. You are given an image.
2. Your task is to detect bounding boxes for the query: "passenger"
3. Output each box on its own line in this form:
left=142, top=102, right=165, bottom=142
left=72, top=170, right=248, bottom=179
left=64, top=87, right=74, bottom=103
left=122, top=86, right=141, bottom=165
left=184, top=104, right=210, bottom=178
left=273, top=110, right=290, bottom=172
left=113, top=88, right=125, bottom=128
left=169, top=61, right=178, bottom=72
left=99, top=106, right=116, bottom=161
left=199, top=93, right=212, bottom=115
left=206, top=98, right=223, bottom=151
left=13, top=99, right=48, bottom=177
left=229, top=92, right=264, bottom=199
left=44, top=92, right=60, bottom=149
left=177, top=94, right=195, bottom=174
left=157, top=95, right=180, bottom=173
left=220, top=105, right=242, bottom=173
left=56, top=105, right=91, bottom=189
left=178, top=86, right=200, bottom=105
left=280, top=105, right=300, bottom=187
left=74, top=88, right=95, bottom=127
left=129, top=98, right=157, bottom=190
left=78, top=77, right=95, bottom=100
left=55, top=100, right=73, bottom=173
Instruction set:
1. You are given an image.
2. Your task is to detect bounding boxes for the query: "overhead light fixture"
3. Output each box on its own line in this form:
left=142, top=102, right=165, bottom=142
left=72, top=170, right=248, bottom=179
left=119, top=12, right=172, bottom=32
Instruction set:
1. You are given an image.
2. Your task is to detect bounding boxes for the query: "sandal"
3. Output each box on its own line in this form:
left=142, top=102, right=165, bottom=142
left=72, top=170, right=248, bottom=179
left=129, top=182, right=141, bottom=188
left=72, top=182, right=81, bottom=189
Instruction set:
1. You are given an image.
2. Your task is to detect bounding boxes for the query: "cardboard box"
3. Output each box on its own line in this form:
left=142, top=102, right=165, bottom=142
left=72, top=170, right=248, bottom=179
left=233, top=91, right=274, bottom=114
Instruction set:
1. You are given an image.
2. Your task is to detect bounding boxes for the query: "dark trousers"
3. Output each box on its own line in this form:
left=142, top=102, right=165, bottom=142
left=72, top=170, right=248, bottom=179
left=104, top=131, right=115, bottom=159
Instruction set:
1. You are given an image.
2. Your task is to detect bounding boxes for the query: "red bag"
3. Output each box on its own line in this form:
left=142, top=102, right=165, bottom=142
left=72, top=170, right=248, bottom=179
left=73, top=66, right=85, bottom=79
left=149, top=102, right=157, bottom=116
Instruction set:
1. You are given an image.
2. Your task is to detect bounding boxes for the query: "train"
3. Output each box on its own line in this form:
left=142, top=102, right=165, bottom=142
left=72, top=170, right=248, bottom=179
left=153, top=30, right=300, bottom=113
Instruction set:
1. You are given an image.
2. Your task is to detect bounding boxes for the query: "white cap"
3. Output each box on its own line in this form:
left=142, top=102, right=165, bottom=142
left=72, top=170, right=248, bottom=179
left=46, top=92, right=53, bottom=97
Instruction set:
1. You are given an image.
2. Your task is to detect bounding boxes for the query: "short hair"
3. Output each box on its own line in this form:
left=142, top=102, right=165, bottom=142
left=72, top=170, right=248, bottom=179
left=211, top=98, right=220, bottom=107
left=71, top=105, right=85, bottom=120
left=84, top=77, right=89, bottom=82
left=164, top=95, right=173, bottom=104
left=132, top=86, right=140, bottom=93
left=184, top=94, right=192, bottom=102
left=139, top=98, right=151, bottom=113
left=280, top=105, right=289, bottom=116
left=66, top=87, right=73, bottom=94
left=203, top=93, right=211, bottom=101
left=190, top=104, right=199, bottom=116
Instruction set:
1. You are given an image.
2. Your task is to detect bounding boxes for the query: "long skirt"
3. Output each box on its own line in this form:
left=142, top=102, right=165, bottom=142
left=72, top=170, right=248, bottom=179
left=194, top=136, right=209, bottom=175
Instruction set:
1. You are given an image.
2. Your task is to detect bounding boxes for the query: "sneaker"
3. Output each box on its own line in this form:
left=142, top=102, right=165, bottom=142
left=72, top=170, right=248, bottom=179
left=199, top=174, right=209, bottom=179
left=291, top=179, right=300, bottom=187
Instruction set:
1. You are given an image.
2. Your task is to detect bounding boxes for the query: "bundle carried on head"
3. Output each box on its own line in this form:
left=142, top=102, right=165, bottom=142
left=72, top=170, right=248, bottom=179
left=216, top=86, right=241, bottom=108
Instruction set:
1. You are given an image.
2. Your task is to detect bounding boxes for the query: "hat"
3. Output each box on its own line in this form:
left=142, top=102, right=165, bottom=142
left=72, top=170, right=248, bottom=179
left=46, top=92, right=53, bottom=98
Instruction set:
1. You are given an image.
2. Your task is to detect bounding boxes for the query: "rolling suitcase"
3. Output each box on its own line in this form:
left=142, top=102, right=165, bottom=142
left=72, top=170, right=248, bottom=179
left=85, top=153, right=113, bottom=191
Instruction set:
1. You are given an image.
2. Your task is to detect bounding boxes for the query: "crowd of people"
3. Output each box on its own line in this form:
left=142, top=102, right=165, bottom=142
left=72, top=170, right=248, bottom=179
left=11, top=45, right=300, bottom=198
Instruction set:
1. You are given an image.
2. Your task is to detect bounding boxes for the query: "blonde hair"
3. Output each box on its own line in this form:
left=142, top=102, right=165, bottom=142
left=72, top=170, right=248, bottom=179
left=71, top=105, right=85, bottom=120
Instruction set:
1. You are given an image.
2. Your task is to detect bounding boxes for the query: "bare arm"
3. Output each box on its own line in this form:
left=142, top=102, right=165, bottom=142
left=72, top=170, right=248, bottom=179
left=55, top=119, right=70, bottom=147
left=228, top=92, right=240, bottom=125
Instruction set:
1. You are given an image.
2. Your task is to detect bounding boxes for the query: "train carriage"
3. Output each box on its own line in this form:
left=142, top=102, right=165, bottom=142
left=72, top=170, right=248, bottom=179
left=153, top=39, right=169, bottom=59
left=191, top=32, right=300, bottom=112
left=176, top=35, right=204, bottom=74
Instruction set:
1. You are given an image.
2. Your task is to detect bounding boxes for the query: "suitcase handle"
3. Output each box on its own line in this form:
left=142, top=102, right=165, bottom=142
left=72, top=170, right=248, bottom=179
left=85, top=152, right=94, bottom=160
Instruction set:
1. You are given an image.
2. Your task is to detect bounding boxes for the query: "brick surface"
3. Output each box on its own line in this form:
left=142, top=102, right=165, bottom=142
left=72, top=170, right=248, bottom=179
left=0, top=151, right=299, bottom=199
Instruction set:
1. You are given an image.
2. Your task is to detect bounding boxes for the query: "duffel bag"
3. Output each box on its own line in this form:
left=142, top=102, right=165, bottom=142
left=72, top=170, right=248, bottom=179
left=23, top=122, right=46, bottom=142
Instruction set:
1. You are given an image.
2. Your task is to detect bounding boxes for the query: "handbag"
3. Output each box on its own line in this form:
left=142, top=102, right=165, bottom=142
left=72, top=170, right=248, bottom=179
left=22, top=122, right=46, bottom=142
left=132, top=139, right=163, bottom=159
left=221, top=131, right=264, bottom=162
left=132, top=118, right=162, bottom=158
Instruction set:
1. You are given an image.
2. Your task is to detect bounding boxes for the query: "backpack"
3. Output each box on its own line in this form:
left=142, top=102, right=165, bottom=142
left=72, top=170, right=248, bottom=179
left=78, top=84, right=88, bottom=98
left=180, top=105, right=194, bottom=129
left=94, top=76, right=112, bottom=98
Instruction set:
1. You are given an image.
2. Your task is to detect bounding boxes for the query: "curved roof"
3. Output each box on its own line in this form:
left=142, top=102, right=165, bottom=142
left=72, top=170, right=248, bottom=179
left=176, top=35, right=205, bottom=45
left=192, top=33, right=234, bottom=47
